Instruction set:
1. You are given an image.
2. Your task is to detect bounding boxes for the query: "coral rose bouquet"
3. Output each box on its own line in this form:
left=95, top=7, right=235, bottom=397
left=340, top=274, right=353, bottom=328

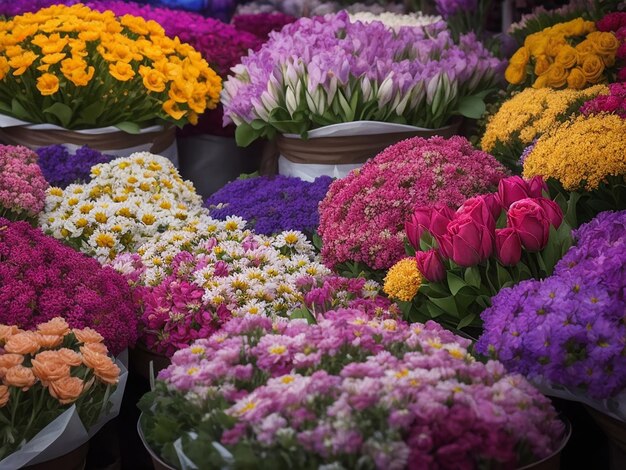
left=0, top=4, right=221, bottom=130
left=222, top=11, right=504, bottom=146
left=505, top=17, right=620, bottom=90
left=139, top=309, right=566, bottom=469
left=385, top=175, right=573, bottom=331
left=0, top=317, right=126, bottom=467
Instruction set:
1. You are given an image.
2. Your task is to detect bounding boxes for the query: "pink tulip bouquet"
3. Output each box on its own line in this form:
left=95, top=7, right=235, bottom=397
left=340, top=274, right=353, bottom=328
left=384, top=175, right=574, bottom=331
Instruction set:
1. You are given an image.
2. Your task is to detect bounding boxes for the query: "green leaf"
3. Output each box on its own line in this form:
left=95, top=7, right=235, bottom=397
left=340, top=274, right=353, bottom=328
left=234, top=122, right=258, bottom=147
left=456, top=95, right=486, bottom=119
left=115, top=121, right=141, bottom=134
left=464, top=266, right=482, bottom=289
left=11, top=98, right=30, bottom=120
left=457, top=313, right=477, bottom=329
left=446, top=272, right=467, bottom=296
left=43, top=102, right=73, bottom=128
left=429, top=296, right=459, bottom=316
left=397, top=300, right=413, bottom=319
left=79, top=100, right=106, bottom=125
left=495, top=263, right=513, bottom=287
left=289, top=308, right=316, bottom=324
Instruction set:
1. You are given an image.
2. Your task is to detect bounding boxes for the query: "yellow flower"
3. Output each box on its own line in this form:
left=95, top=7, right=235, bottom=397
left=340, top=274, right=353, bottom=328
left=41, top=52, right=66, bottom=65
left=8, top=51, right=38, bottom=75
left=138, top=66, right=166, bottom=93
left=523, top=114, right=626, bottom=191
left=108, top=61, right=134, bottom=81
left=31, top=33, right=68, bottom=55
left=36, top=73, right=59, bottom=96
left=509, top=47, right=530, bottom=67
left=534, top=55, right=552, bottom=76
left=587, top=31, right=620, bottom=58
left=545, top=64, right=568, bottom=88
left=0, top=57, right=9, bottom=80
left=554, top=45, right=578, bottom=69
left=504, top=63, right=526, bottom=85
left=60, top=57, right=94, bottom=86
left=383, top=258, right=422, bottom=302
left=566, top=68, right=586, bottom=90
left=580, top=55, right=605, bottom=84
left=162, top=99, right=186, bottom=120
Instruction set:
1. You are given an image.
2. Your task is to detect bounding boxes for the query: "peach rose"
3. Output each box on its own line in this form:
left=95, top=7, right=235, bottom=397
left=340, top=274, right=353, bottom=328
left=4, top=365, right=36, bottom=390
left=31, top=353, right=71, bottom=384
left=56, top=348, right=83, bottom=367
left=49, top=376, right=84, bottom=405
left=37, top=317, right=70, bottom=336
left=0, top=385, right=8, bottom=407
left=81, top=347, right=119, bottom=385
left=0, top=325, right=20, bottom=342
left=73, top=328, right=104, bottom=344
left=36, top=334, right=63, bottom=349
left=4, top=332, right=40, bottom=355
left=81, top=342, right=108, bottom=355
left=0, top=353, right=24, bottom=379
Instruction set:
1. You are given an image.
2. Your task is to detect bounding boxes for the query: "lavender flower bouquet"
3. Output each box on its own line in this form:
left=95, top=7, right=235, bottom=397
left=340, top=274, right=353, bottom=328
left=222, top=11, right=504, bottom=146
left=37, top=145, right=115, bottom=189
left=139, top=308, right=566, bottom=469
left=478, top=210, right=626, bottom=419
left=205, top=175, right=332, bottom=235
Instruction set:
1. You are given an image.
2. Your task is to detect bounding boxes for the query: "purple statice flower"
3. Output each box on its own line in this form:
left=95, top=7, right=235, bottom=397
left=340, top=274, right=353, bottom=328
left=206, top=175, right=332, bottom=235
left=519, top=139, right=537, bottom=166
left=36, top=145, right=115, bottom=189
left=478, top=210, right=626, bottom=399
left=0, top=218, right=138, bottom=354
left=0, top=145, right=48, bottom=220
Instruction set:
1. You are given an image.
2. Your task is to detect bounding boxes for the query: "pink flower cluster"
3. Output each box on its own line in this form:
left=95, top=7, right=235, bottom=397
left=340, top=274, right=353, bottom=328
left=157, top=309, right=564, bottom=468
left=318, top=136, right=507, bottom=271
left=597, top=12, right=626, bottom=82
left=407, top=176, right=563, bottom=277
left=580, top=82, right=626, bottom=118
left=0, top=145, right=48, bottom=220
left=0, top=219, right=138, bottom=355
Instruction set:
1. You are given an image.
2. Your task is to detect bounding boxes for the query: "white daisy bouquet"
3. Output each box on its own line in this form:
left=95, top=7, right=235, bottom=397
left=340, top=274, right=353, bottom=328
left=110, top=217, right=331, bottom=355
left=39, top=152, right=205, bottom=263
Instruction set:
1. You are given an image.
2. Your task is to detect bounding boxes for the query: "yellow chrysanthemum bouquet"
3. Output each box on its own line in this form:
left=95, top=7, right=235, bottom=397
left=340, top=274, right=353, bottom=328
left=0, top=4, right=221, bottom=130
left=505, top=18, right=620, bottom=90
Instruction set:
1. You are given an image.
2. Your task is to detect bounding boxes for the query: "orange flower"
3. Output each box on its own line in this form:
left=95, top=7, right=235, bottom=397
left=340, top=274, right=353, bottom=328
left=162, top=99, right=186, bottom=120
left=0, top=354, right=24, bottom=379
left=139, top=65, right=166, bottom=93
left=108, top=61, right=135, bottom=81
left=73, top=327, right=104, bottom=344
left=56, top=348, right=82, bottom=366
left=4, top=365, right=36, bottom=390
left=581, top=55, right=605, bottom=83
left=0, top=385, right=8, bottom=407
left=31, top=351, right=71, bottom=384
left=48, top=376, right=84, bottom=404
left=8, top=51, right=38, bottom=75
left=81, top=342, right=108, bottom=355
left=37, top=317, right=70, bottom=337
left=0, top=325, right=20, bottom=342
left=36, top=73, right=60, bottom=96
left=80, top=347, right=119, bottom=385
left=4, top=332, right=40, bottom=355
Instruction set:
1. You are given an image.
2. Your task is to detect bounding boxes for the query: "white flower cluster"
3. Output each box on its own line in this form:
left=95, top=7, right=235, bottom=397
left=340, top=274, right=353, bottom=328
left=114, top=216, right=331, bottom=319
left=349, top=11, right=442, bottom=31
left=39, top=152, right=207, bottom=263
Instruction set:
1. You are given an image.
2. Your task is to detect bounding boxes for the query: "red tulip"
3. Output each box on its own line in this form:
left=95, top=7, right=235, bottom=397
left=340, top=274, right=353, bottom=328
left=497, top=176, right=531, bottom=209
left=495, top=228, right=522, bottom=266
left=415, top=249, right=446, bottom=282
left=438, top=215, right=493, bottom=267
left=527, top=176, right=548, bottom=198
left=507, top=198, right=550, bottom=252
left=405, top=206, right=455, bottom=249
left=456, top=195, right=497, bottom=232
left=534, top=197, right=563, bottom=228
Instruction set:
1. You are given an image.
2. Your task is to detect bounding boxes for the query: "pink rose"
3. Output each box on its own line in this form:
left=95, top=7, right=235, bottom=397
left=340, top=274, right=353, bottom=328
left=495, top=228, right=522, bottom=266
left=507, top=199, right=550, bottom=252
left=415, top=250, right=446, bottom=282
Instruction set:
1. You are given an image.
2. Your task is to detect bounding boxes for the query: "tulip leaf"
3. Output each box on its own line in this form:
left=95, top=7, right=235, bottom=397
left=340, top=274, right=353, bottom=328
left=397, top=300, right=413, bottom=318
left=457, top=313, right=477, bottom=330
left=425, top=301, right=445, bottom=318
left=115, top=121, right=141, bottom=134
left=456, top=95, right=486, bottom=119
left=447, top=272, right=467, bottom=296
left=496, top=263, right=513, bottom=287
left=43, top=102, right=73, bottom=128
left=464, top=266, right=482, bottom=289
left=79, top=100, right=106, bottom=125
left=475, top=295, right=492, bottom=309
left=429, top=296, right=459, bottom=316
left=404, top=239, right=416, bottom=256
left=11, top=98, right=30, bottom=120
left=234, top=122, right=257, bottom=147
left=290, top=307, right=316, bottom=324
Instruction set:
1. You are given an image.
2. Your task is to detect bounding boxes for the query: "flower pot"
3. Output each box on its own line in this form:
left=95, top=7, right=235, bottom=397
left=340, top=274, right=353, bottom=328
left=177, top=134, right=264, bottom=198
left=276, top=119, right=462, bottom=181
left=0, top=116, right=178, bottom=166
left=137, top=418, right=177, bottom=470
left=22, top=441, right=89, bottom=470
left=129, top=343, right=171, bottom=382
left=517, top=417, right=571, bottom=470
left=585, top=406, right=626, bottom=470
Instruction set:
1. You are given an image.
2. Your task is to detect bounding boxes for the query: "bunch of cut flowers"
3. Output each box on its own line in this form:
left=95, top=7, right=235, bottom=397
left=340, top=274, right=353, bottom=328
left=222, top=11, right=504, bottom=146
left=0, top=4, right=221, bottom=129
left=317, top=135, right=506, bottom=275
left=384, top=175, right=573, bottom=331
left=0, top=218, right=138, bottom=355
left=39, top=152, right=206, bottom=263
left=0, top=317, right=124, bottom=466
left=478, top=210, right=626, bottom=419
left=139, top=308, right=566, bottom=469
left=0, top=145, right=48, bottom=222
left=111, top=216, right=331, bottom=356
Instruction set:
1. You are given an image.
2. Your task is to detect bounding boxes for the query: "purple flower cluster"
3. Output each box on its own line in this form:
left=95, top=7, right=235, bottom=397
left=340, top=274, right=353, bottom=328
left=231, top=12, right=295, bottom=38
left=152, top=309, right=564, bottom=468
left=0, top=145, right=48, bottom=220
left=206, top=175, right=332, bottom=235
left=36, top=145, right=115, bottom=189
left=0, top=219, right=138, bottom=355
left=0, top=0, right=78, bottom=16
left=477, top=210, right=626, bottom=399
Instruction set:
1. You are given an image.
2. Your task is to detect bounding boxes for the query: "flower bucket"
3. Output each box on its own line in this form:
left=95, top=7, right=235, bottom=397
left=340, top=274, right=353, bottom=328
left=517, top=418, right=571, bottom=470
left=22, top=442, right=89, bottom=470
left=0, top=115, right=178, bottom=167
left=277, top=119, right=462, bottom=181
left=177, top=134, right=263, bottom=198
left=585, top=406, right=626, bottom=470
left=137, top=418, right=177, bottom=470
left=129, top=343, right=171, bottom=382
